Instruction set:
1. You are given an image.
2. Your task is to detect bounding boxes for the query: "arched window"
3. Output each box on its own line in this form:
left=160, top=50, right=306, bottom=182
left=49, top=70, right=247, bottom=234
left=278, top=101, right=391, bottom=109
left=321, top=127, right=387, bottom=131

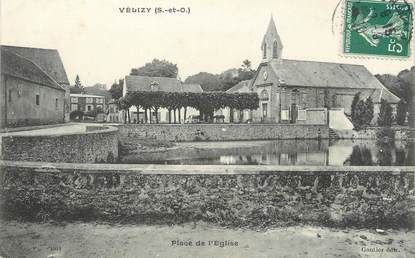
left=263, top=43, right=267, bottom=59
left=260, top=89, right=269, bottom=100
left=273, top=41, right=278, bottom=58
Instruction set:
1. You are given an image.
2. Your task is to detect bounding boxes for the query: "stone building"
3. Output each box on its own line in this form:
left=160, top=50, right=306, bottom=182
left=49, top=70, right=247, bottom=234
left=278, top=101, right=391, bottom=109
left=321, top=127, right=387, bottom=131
left=69, top=85, right=111, bottom=118
left=1, top=45, right=70, bottom=123
left=0, top=47, right=66, bottom=128
left=122, top=75, right=203, bottom=123
left=221, top=17, right=400, bottom=127
left=106, top=99, right=121, bottom=123
left=69, top=93, right=106, bottom=113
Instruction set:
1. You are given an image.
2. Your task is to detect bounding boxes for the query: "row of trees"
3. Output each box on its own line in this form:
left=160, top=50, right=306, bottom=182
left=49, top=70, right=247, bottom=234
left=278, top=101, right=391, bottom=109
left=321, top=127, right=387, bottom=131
left=118, top=91, right=259, bottom=123
left=351, top=92, right=408, bottom=129
left=375, top=66, right=414, bottom=127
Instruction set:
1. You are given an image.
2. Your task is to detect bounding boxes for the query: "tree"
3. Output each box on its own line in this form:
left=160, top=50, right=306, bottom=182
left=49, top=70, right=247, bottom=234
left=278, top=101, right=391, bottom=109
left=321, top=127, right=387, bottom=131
left=376, top=66, right=414, bottom=127
left=241, top=59, right=252, bottom=71
left=396, top=99, right=407, bottom=125
left=109, top=79, right=124, bottom=100
left=123, top=91, right=259, bottom=123
left=350, top=93, right=374, bottom=130
left=69, top=110, right=84, bottom=120
left=130, top=59, right=178, bottom=78
left=363, top=96, right=374, bottom=125
left=351, top=92, right=360, bottom=122
left=74, top=74, right=82, bottom=88
left=377, top=99, right=393, bottom=127
left=184, top=72, right=223, bottom=92
left=185, top=60, right=257, bottom=92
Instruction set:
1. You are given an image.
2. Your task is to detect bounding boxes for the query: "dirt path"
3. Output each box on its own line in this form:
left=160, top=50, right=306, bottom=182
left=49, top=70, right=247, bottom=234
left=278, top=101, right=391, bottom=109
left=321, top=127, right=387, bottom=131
left=1, top=221, right=414, bottom=258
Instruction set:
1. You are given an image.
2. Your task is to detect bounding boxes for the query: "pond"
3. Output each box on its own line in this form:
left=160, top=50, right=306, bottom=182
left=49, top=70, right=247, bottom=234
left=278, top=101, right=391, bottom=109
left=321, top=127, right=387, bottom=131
left=121, top=139, right=415, bottom=166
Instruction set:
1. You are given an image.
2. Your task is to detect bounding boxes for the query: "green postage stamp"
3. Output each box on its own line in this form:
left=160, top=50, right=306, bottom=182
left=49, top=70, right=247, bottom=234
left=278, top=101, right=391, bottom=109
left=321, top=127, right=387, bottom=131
left=343, top=0, right=413, bottom=57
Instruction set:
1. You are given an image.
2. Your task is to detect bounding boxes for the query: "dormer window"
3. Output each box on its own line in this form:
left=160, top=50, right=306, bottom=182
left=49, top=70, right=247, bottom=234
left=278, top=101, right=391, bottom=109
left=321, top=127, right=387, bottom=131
left=150, top=81, right=159, bottom=91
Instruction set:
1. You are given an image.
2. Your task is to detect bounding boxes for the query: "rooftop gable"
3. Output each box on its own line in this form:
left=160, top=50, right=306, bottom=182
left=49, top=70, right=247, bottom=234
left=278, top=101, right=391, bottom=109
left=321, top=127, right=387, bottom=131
left=1, top=45, right=69, bottom=85
left=1, top=48, right=64, bottom=91
left=226, top=80, right=252, bottom=93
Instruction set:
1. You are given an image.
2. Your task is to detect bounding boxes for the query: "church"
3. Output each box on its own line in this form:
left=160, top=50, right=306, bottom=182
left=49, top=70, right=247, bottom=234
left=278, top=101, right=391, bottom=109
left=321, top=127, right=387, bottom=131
left=221, top=17, right=400, bottom=128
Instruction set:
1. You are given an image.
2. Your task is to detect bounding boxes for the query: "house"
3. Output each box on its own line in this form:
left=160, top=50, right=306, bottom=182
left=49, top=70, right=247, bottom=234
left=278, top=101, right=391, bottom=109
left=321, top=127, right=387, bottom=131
left=221, top=17, right=400, bottom=128
left=106, top=99, right=121, bottom=123
left=1, top=45, right=70, bottom=123
left=69, top=85, right=110, bottom=120
left=69, top=93, right=106, bottom=113
left=0, top=47, right=66, bottom=128
left=122, top=75, right=203, bottom=123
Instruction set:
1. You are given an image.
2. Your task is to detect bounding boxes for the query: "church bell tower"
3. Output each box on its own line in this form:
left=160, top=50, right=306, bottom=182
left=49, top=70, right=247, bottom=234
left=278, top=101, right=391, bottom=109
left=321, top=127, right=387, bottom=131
left=261, top=16, right=283, bottom=62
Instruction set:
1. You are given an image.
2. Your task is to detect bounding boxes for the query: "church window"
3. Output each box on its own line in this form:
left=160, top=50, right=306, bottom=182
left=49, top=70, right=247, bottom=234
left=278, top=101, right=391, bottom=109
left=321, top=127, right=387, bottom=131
left=260, top=89, right=269, bottom=100
left=263, top=43, right=267, bottom=58
left=262, top=103, right=268, bottom=117
left=273, top=41, right=278, bottom=58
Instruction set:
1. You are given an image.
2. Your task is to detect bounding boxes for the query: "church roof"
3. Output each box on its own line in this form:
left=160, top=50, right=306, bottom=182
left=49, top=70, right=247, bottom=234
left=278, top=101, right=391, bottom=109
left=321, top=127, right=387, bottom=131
left=267, top=59, right=386, bottom=90
left=1, top=45, right=69, bottom=85
left=226, top=80, right=251, bottom=93
left=1, top=48, right=64, bottom=91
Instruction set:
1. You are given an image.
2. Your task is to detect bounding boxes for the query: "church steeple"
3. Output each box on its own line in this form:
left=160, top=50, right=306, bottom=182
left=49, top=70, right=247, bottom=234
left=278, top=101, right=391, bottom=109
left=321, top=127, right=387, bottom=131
left=261, top=16, right=283, bottom=61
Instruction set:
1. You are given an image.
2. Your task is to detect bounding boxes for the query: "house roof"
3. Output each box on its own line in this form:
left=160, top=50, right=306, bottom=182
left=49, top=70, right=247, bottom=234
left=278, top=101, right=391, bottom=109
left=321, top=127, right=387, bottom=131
left=125, top=75, right=183, bottom=93
left=182, top=83, right=203, bottom=93
left=69, top=86, right=84, bottom=94
left=1, top=45, right=69, bottom=85
left=83, top=86, right=111, bottom=98
left=70, top=86, right=112, bottom=99
left=226, top=80, right=252, bottom=93
left=70, top=93, right=105, bottom=98
left=125, top=76, right=203, bottom=94
left=266, top=59, right=385, bottom=90
left=1, top=48, right=64, bottom=91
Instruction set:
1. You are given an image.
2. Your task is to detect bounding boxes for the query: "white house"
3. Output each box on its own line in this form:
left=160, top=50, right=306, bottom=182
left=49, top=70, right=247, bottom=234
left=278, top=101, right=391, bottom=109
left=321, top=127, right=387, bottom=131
left=122, top=75, right=202, bottom=123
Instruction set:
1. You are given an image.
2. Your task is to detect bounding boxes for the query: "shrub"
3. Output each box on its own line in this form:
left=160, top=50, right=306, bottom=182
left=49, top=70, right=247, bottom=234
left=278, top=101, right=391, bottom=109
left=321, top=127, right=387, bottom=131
left=396, top=99, right=407, bottom=125
left=377, top=99, right=393, bottom=127
left=70, top=110, right=84, bottom=120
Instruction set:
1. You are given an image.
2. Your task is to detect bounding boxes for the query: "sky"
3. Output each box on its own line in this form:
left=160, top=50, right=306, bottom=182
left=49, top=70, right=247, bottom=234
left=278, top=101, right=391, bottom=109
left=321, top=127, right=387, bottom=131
left=1, top=0, right=414, bottom=88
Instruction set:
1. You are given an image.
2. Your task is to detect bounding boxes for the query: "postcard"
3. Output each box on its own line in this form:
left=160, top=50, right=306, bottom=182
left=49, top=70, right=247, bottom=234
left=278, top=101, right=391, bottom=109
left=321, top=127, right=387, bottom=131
left=0, top=0, right=414, bottom=257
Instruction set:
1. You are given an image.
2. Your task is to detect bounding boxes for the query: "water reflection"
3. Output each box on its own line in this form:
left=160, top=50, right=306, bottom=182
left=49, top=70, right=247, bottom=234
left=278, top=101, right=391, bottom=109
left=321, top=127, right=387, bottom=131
left=123, top=138, right=415, bottom=166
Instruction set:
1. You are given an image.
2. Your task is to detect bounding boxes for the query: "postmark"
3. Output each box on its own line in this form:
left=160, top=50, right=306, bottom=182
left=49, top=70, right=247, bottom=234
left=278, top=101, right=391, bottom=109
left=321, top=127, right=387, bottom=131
left=343, top=0, right=413, bottom=57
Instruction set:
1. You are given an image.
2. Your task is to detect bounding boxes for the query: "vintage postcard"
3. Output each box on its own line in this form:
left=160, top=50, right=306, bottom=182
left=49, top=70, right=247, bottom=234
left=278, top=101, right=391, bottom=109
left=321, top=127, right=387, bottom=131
left=0, top=0, right=414, bottom=257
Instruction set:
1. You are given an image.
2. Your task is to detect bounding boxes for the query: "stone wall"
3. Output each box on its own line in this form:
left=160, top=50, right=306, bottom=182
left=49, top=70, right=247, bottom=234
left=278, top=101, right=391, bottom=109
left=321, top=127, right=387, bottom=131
left=0, top=162, right=414, bottom=229
left=0, top=127, right=118, bottom=163
left=3, top=75, right=65, bottom=127
left=334, top=127, right=415, bottom=140
left=117, top=124, right=329, bottom=142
